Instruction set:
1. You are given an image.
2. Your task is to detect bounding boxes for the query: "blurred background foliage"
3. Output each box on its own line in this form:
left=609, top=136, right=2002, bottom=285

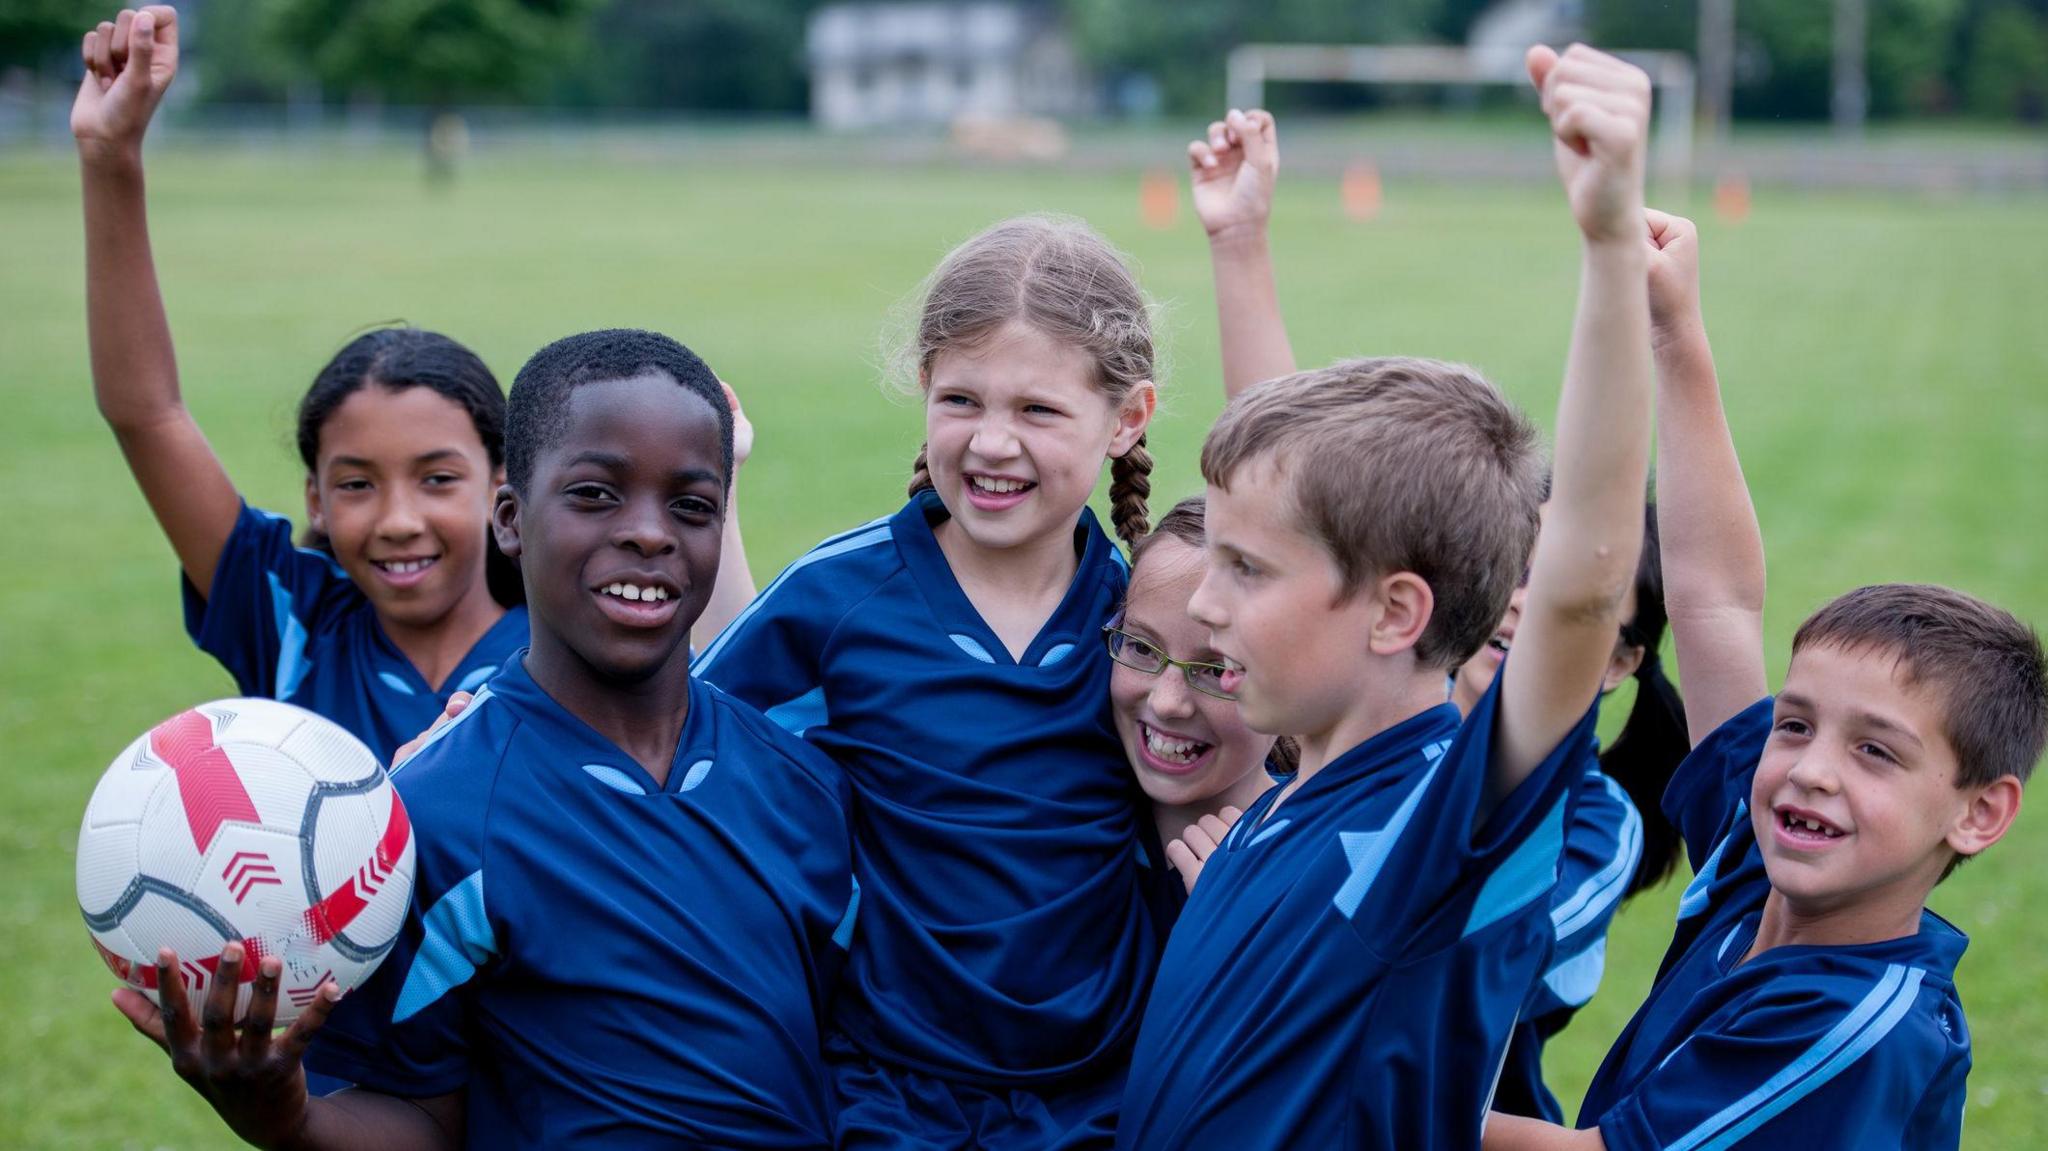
left=3, top=0, right=2044, bottom=123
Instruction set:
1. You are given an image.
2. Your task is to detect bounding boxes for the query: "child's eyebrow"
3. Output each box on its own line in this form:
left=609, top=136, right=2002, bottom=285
left=671, top=467, right=723, bottom=486
left=1851, top=710, right=1927, bottom=751
left=564, top=450, right=629, bottom=470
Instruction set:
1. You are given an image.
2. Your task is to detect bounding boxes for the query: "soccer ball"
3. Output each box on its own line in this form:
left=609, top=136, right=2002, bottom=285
left=76, top=699, right=415, bottom=1024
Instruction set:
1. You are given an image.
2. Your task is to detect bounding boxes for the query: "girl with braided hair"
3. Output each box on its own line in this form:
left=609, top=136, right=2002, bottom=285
left=693, top=214, right=1160, bottom=1150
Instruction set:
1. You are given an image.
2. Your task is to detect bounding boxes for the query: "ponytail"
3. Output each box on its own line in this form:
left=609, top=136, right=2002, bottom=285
left=1602, top=500, right=1683, bottom=900
left=908, top=441, right=934, bottom=498
left=1602, top=649, right=1689, bottom=897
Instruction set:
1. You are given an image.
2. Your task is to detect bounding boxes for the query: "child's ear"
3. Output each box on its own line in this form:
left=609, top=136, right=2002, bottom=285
left=303, top=475, right=326, bottom=536
left=1110, top=381, right=1158, bottom=457
left=492, top=484, right=523, bottom=560
left=1602, top=642, right=1646, bottom=693
left=1366, top=571, right=1434, bottom=657
left=1947, top=775, right=2022, bottom=860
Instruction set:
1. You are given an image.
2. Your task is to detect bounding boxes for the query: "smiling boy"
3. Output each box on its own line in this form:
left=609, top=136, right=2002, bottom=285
left=1115, top=44, right=1659, bottom=1150
left=1481, top=211, right=2048, bottom=1151
left=115, top=330, right=857, bottom=1150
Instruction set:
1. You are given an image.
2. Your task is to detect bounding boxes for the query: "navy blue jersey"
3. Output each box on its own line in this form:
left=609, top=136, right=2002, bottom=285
left=1117, top=676, right=1599, bottom=1150
left=1494, top=731, right=1645, bottom=1123
left=306, top=654, right=856, bottom=1149
left=693, top=492, right=1155, bottom=1091
left=1577, top=699, right=1971, bottom=1150
left=182, top=501, right=528, bottom=762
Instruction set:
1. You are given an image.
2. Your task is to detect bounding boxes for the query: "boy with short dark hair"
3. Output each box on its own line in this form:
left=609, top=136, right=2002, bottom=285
left=1115, top=44, right=1659, bottom=1150
left=115, top=330, right=857, bottom=1150
left=1481, top=210, right=2048, bottom=1151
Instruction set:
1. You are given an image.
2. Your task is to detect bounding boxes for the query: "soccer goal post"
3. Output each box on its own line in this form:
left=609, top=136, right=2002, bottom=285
left=1225, top=44, right=1697, bottom=189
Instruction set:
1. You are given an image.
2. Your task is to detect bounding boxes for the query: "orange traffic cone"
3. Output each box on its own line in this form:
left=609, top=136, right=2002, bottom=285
left=1713, top=172, right=1751, bottom=224
left=1140, top=168, right=1180, bottom=230
left=1342, top=161, right=1382, bottom=222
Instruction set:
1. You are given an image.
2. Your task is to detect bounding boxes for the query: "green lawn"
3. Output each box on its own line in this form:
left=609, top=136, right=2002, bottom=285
left=2, top=144, right=2044, bottom=1148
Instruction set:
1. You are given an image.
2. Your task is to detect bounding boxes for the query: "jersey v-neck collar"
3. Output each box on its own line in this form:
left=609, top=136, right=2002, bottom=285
left=489, top=650, right=708, bottom=796
left=891, top=490, right=1115, bottom=669
left=366, top=604, right=530, bottom=698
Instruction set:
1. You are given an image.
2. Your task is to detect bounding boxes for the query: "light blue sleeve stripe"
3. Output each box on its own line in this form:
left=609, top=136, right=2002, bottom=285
left=1552, top=774, right=1646, bottom=943
left=1667, top=964, right=1922, bottom=1151
left=266, top=572, right=312, bottom=699
left=391, top=685, right=494, bottom=775
left=392, top=870, right=498, bottom=1024
left=1464, top=790, right=1571, bottom=938
left=1677, top=801, right=1746, bottom=921
left=763, top=686, right=828, bottom=736
left=832, top=875, right=861, bottom=950
left=1332, top=745, right=1445, bottom=920
left=1541, top=936, right=1610, bottom=1009
left=694, top=523, right=892, bottom=674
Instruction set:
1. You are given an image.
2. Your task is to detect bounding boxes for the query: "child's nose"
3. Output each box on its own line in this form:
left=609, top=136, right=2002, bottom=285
left=376, top=489, right=426, bottom=538
left=969, top=415, right=1020, bottom=461
left=1149, top=670, right=1197, bottom=719
left=614, top=495, right=677, bottom=556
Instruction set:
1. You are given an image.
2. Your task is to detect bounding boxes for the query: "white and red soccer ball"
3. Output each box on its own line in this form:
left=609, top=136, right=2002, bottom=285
left=76, top=699, right=415, bottom=1023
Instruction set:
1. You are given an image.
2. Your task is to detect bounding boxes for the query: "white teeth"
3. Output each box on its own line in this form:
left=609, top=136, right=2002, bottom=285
left=379, top=558, right=434, bottom=574
left=1144, top=726, right=1211, bottom=764
left=602, top=582, right=669, bottom=603
left=970, top=476, right=1029, bottom=494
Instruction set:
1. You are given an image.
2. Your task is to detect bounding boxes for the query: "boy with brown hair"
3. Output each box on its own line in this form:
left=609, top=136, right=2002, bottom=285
left=1115, top=44, right=1658, bottom=1150
left=1481, top=208, right=2047, bottom=1151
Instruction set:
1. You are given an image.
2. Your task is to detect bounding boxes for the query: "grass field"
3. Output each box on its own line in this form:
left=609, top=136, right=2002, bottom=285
left=2, top=141, right=2045, bottom=1148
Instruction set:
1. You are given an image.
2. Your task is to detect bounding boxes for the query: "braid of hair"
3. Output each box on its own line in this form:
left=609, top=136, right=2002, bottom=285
left=1108, top=435, right=1153, bottom=548
left=907, top=441, right=934, bottom=497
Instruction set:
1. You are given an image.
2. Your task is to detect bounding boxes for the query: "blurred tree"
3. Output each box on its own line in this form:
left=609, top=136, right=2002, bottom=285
left=1961, top=0, right=2047, bottom=119
left=1, top=0, right=103, bottom=70
left=1065, top=0, right=1440, bottom=113
left=269, top=0, right=595, bottom=108
left=1589, top=0, right=1965, bottom=119
left=554, top=0, right=816, bottom=111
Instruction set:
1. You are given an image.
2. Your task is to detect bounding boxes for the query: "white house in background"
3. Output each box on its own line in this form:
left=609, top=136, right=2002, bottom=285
left=806, top=2, right=1092, bottom=129
left=1468, top=0, right=1585, bottom=76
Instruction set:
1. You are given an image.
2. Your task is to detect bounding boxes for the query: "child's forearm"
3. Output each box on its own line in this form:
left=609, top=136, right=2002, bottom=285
left=1208, top=229, right=1297, bottom=399
left=1483, top=1112, right=1607, bottom=1151
left=1653, top=318, right=1769, bottom=740
left=1498, top=236, right=1652, bottom=793
left=694, top=487, right=758, bottom=649
left=81, top=147, right=182, bottom=433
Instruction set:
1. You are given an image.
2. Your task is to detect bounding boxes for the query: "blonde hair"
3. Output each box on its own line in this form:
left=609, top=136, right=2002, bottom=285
left=902, top=214, right=1156, bottom=547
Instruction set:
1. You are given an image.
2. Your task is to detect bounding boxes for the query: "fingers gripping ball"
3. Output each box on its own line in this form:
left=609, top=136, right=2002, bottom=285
left=77, top=700, right=416, bottom=1024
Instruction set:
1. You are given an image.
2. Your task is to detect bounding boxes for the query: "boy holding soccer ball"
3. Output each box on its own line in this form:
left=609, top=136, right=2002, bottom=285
left=114, top=331, right=857, bottom=1150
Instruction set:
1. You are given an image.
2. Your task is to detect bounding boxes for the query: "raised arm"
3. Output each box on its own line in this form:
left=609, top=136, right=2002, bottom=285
left=694, top=380, right=758, bottom=648
left=1188, top=109, right=1297, bottom=398
left=113, top=943, right=459, bottom=1151
left=74, top=6, right=240, bottom=596
left=1495, top=45, right=1655, bottom=798
left=1643, top=210, right=1768, bottom=742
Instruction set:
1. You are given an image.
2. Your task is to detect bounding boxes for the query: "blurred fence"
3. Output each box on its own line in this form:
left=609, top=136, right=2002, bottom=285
left=5, top=85, right=2044, bottom=195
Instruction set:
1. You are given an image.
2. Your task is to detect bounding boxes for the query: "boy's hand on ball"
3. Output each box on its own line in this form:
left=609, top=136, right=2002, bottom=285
left=72, top=6, right=180, bottom=163
left=1165, top=806, right=1246, bottom=895
left=114, top=943, right=335, bottom=1149
left=1527, top=44, right=1651, bottom=244
left=1643, top=208, right=1703, bottom=341
left=1188, top=109, right=1279, bottom=245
